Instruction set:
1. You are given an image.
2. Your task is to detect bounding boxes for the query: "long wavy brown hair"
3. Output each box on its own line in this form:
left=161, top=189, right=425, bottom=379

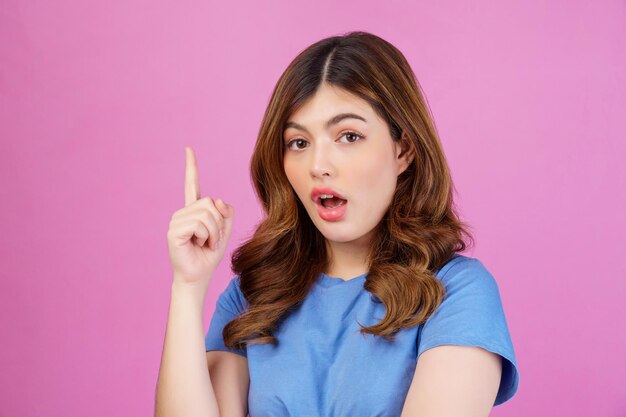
left=223, top=31, right=474, bottom=349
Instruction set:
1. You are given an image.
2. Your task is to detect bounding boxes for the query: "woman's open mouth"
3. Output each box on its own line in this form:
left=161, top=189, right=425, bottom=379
left=315, top=195, right=347, bottom=221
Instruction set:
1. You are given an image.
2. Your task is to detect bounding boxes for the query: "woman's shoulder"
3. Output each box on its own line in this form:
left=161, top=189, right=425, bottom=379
left=215, top=274, right=249, bottom=314
left=435, top=254, right=499, bottom=293
left=422, top=254, right=519, bottom=406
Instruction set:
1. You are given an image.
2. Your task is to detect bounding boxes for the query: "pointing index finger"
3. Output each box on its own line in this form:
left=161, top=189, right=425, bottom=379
left=185, top=146, right=200, bottom=206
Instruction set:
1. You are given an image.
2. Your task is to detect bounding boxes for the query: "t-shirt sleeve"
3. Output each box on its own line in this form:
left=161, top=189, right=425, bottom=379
left=417, top=256, right=520, bottom=406
left=204, top=275, right=248, bottom=357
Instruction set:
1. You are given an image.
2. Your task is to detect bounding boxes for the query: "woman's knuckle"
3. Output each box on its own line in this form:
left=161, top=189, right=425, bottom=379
left=202, top=211, right=214, bottom=224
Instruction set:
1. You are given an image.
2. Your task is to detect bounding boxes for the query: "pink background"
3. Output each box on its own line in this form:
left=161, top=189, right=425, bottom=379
left=1, top=1, right=624, bottom=416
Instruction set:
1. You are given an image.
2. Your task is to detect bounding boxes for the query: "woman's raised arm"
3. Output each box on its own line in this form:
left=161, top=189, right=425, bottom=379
left=154, top=146, right=235, bottom=417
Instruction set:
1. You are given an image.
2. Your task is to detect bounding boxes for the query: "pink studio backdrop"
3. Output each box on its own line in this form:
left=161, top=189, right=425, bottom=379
left=1, top=1, right=624, bottom=416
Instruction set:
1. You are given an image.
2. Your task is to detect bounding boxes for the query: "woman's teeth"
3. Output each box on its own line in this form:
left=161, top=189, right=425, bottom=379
left=320, top=195, right=347, bottom=209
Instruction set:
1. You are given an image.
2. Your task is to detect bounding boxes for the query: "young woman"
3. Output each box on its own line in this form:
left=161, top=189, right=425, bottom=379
left=156, top=31, right=520, bottom=417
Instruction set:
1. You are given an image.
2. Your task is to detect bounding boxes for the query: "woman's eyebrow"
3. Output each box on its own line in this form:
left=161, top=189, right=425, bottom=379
left=284, top=113, right=367, bottom=134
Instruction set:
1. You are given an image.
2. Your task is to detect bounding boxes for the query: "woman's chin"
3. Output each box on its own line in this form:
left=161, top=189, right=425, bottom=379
left=319, top=229, right=368, bottom=245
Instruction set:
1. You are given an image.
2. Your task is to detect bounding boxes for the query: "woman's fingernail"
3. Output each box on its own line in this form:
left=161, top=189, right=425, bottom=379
left=220, top=229, right=224, bottom=239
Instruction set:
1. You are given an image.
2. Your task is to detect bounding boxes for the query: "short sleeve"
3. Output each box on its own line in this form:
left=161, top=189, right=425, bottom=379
left=205, top=275, right=248, bottom=357
left=417, top=257, right=520, bottom=406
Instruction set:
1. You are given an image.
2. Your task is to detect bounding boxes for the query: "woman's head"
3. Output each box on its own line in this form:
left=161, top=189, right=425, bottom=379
left=228, top=31, right=472, bottom=348
left=251, top=31, right=461, bottom=258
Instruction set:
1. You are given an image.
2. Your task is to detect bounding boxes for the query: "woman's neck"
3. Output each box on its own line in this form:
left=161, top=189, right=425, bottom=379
left=324, top=230, right=373, bottom=280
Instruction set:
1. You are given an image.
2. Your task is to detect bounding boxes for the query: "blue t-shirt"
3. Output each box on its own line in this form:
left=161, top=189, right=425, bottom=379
left=205, top=254, right=520, bottom=416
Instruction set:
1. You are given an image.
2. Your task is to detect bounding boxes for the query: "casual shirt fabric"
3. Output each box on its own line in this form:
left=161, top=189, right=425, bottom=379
left=205, top=254, right=520, bottom=416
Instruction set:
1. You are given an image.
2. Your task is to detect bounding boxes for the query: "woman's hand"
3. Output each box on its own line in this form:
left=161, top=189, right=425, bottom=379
left=167, top=146, right=234, bottom=287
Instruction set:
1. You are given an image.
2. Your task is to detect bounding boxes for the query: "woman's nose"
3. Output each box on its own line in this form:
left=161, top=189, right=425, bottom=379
left=310, top=141, right=335, bottom=178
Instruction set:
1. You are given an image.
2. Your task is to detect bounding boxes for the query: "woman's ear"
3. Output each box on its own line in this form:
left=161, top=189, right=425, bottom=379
left=395, top=133, right=415, bottom=176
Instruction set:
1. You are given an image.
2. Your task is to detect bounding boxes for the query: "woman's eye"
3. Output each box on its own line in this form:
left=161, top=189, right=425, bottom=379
left=338, top=131, right=364, bottom=143
left=285, top=132, right=363, bottom=151
left=285, top=139, right=308, bottom=150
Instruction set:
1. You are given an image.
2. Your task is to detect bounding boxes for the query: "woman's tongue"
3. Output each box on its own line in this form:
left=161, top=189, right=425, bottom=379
left=322, top=197, right=347, bottom=209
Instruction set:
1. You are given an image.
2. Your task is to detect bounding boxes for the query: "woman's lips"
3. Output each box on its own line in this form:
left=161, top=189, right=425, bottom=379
left=311, top=187, right=347, bottom=204
left=315, top=198, right=347, bottom=221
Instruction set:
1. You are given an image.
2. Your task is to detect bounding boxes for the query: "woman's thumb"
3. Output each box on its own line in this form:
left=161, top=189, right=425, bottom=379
left=216, top=199, right=234, bottom=234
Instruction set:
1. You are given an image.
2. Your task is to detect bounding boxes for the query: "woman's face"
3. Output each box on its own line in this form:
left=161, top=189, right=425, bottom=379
left=282, top=83, right=410, bottom=246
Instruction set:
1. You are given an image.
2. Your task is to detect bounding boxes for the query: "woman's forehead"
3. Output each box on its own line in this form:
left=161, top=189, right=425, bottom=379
left=285, top=86, right=377, bottom=130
